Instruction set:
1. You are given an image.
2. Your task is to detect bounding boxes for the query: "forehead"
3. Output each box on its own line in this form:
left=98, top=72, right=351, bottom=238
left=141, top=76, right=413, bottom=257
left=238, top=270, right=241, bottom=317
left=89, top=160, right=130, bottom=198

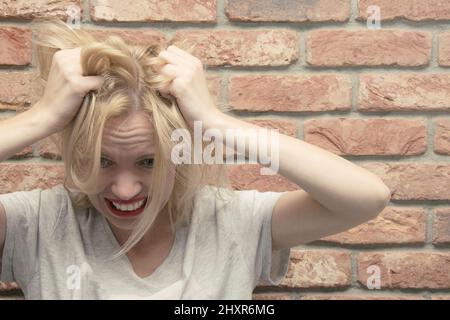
left=101, top=111, right=156, bottom=155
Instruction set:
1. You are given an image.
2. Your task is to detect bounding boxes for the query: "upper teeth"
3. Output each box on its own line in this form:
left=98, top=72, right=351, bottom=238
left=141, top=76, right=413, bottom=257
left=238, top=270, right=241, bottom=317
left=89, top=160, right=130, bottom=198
left=111, top=199, right=144, bottom=211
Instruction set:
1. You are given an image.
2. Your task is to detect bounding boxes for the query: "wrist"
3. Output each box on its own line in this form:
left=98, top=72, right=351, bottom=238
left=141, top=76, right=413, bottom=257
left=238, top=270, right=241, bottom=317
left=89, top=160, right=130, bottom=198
left=196, top=108, right=227, bottom=131
left=29, top=101, right=62, bottom=135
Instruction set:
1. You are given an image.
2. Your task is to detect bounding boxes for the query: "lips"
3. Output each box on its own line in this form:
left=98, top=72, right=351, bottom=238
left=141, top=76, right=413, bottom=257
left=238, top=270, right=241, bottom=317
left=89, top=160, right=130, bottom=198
left=105, top=197, right=147, bottom=218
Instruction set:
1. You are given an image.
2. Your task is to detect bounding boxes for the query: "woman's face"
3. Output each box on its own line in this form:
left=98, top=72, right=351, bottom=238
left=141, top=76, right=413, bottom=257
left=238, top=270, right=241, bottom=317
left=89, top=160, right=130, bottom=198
left=88, top=111, right=156, bottom=232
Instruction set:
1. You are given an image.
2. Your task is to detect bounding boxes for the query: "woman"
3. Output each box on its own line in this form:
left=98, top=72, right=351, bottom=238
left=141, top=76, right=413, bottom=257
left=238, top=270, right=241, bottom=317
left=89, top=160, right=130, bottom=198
left=0, top=20, right=390, bottom=299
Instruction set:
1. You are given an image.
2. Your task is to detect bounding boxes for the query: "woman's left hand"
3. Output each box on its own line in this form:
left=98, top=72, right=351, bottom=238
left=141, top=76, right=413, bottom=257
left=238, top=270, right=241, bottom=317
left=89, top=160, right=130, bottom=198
left=157, top=45, right=221, bottom=129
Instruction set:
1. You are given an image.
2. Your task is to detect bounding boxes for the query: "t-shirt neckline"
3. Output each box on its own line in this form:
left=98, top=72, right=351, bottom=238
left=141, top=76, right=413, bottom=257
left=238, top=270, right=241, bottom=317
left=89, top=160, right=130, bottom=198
left=98, top=210, right=179, bottom=283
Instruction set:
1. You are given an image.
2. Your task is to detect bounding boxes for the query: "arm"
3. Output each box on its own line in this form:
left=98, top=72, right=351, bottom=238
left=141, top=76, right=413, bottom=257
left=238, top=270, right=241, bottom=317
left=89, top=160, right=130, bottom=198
left=0, top=106, right=57, bottom=264
left=205, top=111, right=391, bottom=250
left=156, top=44, right=391, bottom=251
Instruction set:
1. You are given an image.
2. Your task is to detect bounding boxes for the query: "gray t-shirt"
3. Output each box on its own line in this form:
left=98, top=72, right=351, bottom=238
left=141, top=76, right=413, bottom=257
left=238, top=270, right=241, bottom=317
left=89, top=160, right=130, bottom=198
left=0, top=184, right=291, bottom=299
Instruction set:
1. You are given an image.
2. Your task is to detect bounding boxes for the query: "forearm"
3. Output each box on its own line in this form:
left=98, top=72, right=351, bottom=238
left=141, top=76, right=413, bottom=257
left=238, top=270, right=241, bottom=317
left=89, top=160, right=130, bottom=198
left=205, top=111, right=391, bottom=216
left=0, top=105, right=56, bottom=163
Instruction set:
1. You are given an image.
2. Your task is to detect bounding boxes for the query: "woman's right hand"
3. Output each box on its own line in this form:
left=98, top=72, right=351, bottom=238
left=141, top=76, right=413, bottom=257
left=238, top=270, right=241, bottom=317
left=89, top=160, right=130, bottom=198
left=33, top=47, right=104, bottom=132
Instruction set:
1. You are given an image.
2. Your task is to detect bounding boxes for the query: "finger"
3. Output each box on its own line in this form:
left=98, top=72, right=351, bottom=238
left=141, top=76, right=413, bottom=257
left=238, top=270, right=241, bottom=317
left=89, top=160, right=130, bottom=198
left=158, top=63, right=179, bottom=78
left=167, top=45, right=195, bottom=61
left=59, top=49, right=84, bottom=75
left=158, top=49, right=185, bottom=66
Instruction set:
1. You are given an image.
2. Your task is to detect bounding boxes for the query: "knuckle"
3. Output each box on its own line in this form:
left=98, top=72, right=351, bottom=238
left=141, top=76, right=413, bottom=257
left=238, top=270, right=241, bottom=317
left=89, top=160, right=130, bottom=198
left=68, top=79, right=84, bottom=94
left=193, top=58, right=202, bottom=67
left=53, top=50, right=63, bottom=59
left=54, top=49, right=68, bottom=62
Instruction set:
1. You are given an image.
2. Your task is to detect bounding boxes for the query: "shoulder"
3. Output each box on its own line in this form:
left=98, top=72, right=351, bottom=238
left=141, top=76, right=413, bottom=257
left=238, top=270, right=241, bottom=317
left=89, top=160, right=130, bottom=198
left=193, top=185, right=283, bottom=211
left=0, top=183, right=73, bottom=234
left=191, top=185, right=284, bottom=226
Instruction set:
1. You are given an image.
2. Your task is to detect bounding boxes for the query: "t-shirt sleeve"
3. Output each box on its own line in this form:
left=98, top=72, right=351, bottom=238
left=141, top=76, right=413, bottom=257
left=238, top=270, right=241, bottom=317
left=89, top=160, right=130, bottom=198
left=229, top=189, right=291, bottom=288
left=0, top=186, right=63, bottom=289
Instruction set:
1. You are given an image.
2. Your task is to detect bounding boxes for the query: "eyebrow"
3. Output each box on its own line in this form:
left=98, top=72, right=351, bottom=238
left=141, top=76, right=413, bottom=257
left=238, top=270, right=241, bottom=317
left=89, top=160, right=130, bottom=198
left=100, top=153, right=154, bottom=160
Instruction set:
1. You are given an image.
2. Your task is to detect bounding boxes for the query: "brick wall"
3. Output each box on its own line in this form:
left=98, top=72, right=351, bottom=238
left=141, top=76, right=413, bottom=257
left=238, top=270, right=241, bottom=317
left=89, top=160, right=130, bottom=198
left=0, top=0, right=449, bottom=300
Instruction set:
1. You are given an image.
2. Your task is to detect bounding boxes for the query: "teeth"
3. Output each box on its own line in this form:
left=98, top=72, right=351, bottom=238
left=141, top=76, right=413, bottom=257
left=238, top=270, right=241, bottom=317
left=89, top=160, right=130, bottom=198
left=110, top=199, right=144, bottom=211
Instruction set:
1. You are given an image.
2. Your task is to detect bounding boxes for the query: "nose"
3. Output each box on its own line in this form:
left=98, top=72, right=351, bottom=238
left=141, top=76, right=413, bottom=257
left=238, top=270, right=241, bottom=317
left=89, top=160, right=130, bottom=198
left=111, top=171, right=142, bottom=200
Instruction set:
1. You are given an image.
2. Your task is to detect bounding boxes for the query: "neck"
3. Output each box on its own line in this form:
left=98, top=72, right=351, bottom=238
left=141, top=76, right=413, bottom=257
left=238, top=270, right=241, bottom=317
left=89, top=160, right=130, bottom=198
left=109, top=208, right=173, bottom=252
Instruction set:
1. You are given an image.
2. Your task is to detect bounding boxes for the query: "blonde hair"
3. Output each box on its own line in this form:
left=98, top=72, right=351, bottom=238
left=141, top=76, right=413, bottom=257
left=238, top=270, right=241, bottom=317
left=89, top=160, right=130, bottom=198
left=32, top=19, right=234, bottom=259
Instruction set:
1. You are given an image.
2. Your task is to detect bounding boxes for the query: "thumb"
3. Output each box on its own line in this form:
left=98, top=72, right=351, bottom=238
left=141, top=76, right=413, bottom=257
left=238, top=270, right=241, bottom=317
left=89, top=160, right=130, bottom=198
left=83, top=75, right=105, bottom=92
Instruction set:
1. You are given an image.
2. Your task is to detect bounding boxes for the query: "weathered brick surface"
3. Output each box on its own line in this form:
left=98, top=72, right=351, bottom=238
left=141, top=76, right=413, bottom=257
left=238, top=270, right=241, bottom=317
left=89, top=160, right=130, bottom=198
left=0, top=27, right=32, bottom=66
left=281, top=250, right=351, bottom=289
left=439, top=33, right=450, bottom=66
left=172, top=30, right=298, bottom=67
left=304, top=119, right=426, bottom=156
left=252, top=293, right=294, bottom=300
left=360, top=74, right=450, bottom=112
left=320, top=207, right=426, bottom=245
left=433, top=209, right=450, bottom=245
left=0, top=72, right=42, bottom=111
left=358, top=163, right=450, bottom=201
left=434, top=118, right=450, bottom=155
left=358, top=252, right=450, bottom=289
left=0, top=0, right=82, bottom=20
left=90, top=0, right=216, bottom=22
left=228, top=164, right=298, bottom=192
left=229, top=75, right=351, bottom=112
left=307, top=30, right=431, bottom=67
left=358, top=0, right=450, bottom=22
left=1, top=0, right=449, bottom=301
left=226, top=0, right=350, bottom=22
left=0, top=163, right=65, bottom=193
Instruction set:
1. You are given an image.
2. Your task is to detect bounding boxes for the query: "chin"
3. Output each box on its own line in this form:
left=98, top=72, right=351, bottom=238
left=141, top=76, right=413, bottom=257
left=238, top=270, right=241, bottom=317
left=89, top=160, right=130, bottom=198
left=104, top=213, right=138, bottom=231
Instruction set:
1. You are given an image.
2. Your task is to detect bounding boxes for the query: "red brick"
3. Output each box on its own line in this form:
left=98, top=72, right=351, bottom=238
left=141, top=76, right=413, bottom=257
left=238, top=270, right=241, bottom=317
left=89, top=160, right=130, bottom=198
left=228, top=164, right=298, bottom=192
left=0, top=27, right=32, bottom=66
left=282, top=250, right=351, bottom=289
left=433, top=209, right=450, bottom=245
left=244, top=119, right=297, bottom=137
left=439, top=33, right=450, bottom=66
left=358, top=0, right=450, bottom=22
left=226, top=0, right=350, bottom=22
left=360, top=74, right=450, bottom=112
left=0, top=281, right=20, bottom=292
left=359, top=163, right=450, bottom=201
left=90, top=0, right=216, bottom=22
left=434, top=118, right=450, bottom=155
left=0, top=163, right=65, bottom=193
left=0, top=72, right=42, bottom=111
left=0, top=0, right=81, bottom=20
left=252, top=293, right=294, bottom=300
left=229, top=75, right=351, bottom=112
left=431, top=295, right=450, bottom=300
left=320, top=207, right=426, bottom=245
left=84, top=28, right=166, bottom=46
left=233, top=162, right=450, bottom=201
left=36, top=134, right=61, bottom=160
left=172, top=29, right=298, bottom=67
left=307, top=30, right=431, bottom=67
left=358, top=252, right=450, bottom=289
left=304, top=118, right=426, bottom=156
left=0, top=116, right=33, bottom=158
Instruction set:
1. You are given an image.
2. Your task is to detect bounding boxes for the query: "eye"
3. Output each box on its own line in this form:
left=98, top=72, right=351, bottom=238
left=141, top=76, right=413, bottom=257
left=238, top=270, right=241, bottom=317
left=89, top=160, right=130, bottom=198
left=100, top=157, right=113, bottom=168
left=140, top=158, right=154, bottom=168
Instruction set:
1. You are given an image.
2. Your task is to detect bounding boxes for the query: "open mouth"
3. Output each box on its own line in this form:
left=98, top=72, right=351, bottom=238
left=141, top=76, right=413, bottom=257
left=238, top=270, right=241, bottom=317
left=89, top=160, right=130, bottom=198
left=105, top=197, right=148, bottom=218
